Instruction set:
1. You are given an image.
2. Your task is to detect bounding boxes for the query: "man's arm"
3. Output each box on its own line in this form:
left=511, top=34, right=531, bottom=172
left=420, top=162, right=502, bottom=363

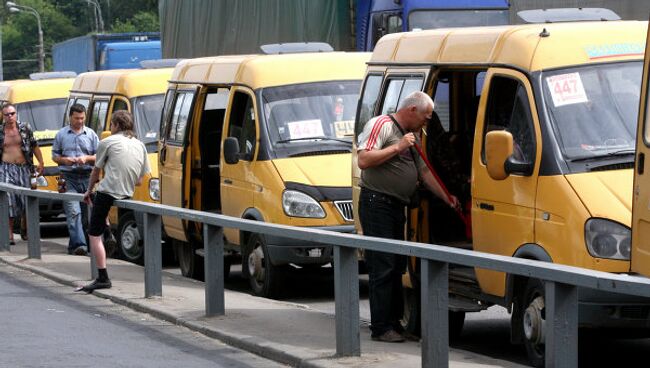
left=420, top=169, right=459, bottom=208
left=33, top=146, right=44, bottom=174
left=357, top=132, right=416, bottom=169
left=83, top=167, right=101, bottom=204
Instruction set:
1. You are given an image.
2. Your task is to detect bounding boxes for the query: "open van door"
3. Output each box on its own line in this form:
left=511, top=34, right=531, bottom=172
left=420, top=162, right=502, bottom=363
left=631, top=24, right=650, bottom=277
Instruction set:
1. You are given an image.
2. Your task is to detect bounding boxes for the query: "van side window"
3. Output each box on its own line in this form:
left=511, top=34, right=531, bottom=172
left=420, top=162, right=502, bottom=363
left=483, top=76, right=536, bottom=166
left=166, top=91, right=194, bottom=143
left=112, top=99, right=128, bottom=112
left=433, top=79, right=450, bottom=132
left=355, top=74, right=383, bottom=140
left=89, top=100, right=109, bottom=133
left=229, top=92, right=256, bottom=160
left=160, top=89, right=175, bottom=141
left=381, top=77, right=423, bottom=115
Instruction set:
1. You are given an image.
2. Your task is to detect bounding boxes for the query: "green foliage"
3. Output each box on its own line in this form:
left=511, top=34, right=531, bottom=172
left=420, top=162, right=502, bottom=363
left=111, top=11, right=159, bottom=33
left=1, top=0, right=159, bottom=80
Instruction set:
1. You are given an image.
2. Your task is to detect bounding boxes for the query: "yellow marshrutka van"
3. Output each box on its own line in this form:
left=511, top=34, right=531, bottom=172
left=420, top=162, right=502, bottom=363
left=354, top=19, right=650, bottom=366
left=160, top=50, right=369, bottom=297
left=67, top=63, right=176, bottom=262
left=0, top=72, right=76, bottom=220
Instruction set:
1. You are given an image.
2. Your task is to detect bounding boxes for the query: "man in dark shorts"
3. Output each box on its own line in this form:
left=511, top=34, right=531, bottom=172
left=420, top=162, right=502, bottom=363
left=77, top=111, right=150, bottom=292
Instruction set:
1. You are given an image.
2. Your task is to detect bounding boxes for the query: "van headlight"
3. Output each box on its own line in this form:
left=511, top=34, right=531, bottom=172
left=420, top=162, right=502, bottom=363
left=149, top=178, right=160, bottom=201
left=585, top=218, right=631, bottom=260
left=282, top=190, right=325, bottom=218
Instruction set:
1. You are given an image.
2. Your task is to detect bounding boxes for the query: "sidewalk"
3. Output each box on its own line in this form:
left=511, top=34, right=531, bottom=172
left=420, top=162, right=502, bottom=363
left=0, top=240, right=525, bottom=368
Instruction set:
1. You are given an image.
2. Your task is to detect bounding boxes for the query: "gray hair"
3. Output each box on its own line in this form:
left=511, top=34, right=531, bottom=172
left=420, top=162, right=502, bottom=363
left=397, top=91, right=434, bottom=112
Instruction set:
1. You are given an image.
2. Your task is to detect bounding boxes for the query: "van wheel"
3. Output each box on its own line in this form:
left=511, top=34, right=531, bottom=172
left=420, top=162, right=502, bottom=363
left=175, top=240, right=204, bottom=281
left=246, top=234, right=284, bottom=298
left=518, top=278, right=546, bottom=368
left=118, top=212, right=143, bottom=264
left=401, top=286, right=421, bottom=336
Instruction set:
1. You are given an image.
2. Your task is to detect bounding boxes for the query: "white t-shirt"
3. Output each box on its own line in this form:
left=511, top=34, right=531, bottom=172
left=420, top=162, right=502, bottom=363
left=95, top=133, right=150, bottom=199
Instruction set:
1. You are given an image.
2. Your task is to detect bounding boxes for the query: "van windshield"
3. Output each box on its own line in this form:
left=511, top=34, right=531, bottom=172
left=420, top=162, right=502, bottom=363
left=16, top=98, right=67, bottom=142
left=131, top=94, right=164, bottom=146
left=408, top=9, right=509, bottom=30
left=541, top=62, right=642, bottom=161
left=261, top=80, right=361, bottom=157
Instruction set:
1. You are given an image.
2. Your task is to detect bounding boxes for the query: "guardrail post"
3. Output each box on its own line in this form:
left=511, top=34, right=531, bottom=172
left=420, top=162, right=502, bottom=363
left=25, top=196, right=41, bottom=259
left=545, top=281, right=578, bottom=368
left=203, top=224, right=224, bottom=316
left=421, top=259, right=449, bottom=368
left=143, top=212, right=162, bottom=297
left=0, top=191, right=9, bottom=251
left=333, top=245, right=360, bottom=356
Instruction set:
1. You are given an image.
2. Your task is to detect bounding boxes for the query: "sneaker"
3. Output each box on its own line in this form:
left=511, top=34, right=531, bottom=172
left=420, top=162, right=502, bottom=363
left=73, top=246, right=88, bottom=256
left=75, top=278, right=111, bottom=293
left=371, top=329, right=405, bottom=343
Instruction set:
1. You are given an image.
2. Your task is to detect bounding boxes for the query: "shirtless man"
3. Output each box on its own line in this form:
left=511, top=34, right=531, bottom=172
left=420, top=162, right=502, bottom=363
left=0, top=103, right=44, bottom=245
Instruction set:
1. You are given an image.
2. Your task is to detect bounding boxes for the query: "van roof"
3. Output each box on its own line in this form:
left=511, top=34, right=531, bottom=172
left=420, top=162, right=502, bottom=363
left=71, top=67, right=174, bottom=98
left=0, top=78, right=74, bottom=104
left=170, top=52, right=371, bottom=88
left=371, top=21, right=647, bottom=72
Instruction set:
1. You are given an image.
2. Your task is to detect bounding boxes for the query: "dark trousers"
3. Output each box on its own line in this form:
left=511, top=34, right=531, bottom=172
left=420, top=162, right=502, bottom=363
left=359, top=187, right=407, bottom=337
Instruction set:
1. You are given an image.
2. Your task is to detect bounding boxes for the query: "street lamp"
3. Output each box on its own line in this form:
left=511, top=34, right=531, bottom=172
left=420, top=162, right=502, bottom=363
left=6, top=1, right=44, bottom=73
left=85, top=0, right=104, bottom=33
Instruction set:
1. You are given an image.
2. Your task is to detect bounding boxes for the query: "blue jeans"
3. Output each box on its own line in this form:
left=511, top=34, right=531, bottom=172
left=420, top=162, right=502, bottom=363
left=62, top=173, right=90, bottom=252
left=358, top=187, right=407, bottom=337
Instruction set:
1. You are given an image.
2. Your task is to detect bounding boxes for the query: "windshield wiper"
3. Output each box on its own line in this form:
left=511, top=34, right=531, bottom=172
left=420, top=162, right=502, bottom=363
left=276, top=136, right=351, bottom=144
left=570, top=149, right=636, bottom=162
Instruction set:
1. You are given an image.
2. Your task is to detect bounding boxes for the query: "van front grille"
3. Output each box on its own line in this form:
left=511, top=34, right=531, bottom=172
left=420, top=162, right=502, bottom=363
left=334, top=200, right=354, bottom=222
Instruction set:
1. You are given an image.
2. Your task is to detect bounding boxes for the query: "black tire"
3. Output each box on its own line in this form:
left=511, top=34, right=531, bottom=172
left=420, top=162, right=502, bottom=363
left=175, top=240, right=204, bottom=281
left=518, top=278, right=546, bottom=368
left=449, top=310, right=465, bottom=341
left=117, top=212, right=143, bottom=264
left=244, top=233, right=285, bottom=298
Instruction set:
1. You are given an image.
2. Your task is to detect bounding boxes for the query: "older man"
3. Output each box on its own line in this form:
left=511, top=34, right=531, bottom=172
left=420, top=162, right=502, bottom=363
left=357, top=91, right=458, bottom=342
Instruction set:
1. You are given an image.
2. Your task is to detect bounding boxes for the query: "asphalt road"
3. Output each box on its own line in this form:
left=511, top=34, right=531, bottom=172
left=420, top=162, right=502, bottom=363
left=39, top=221, right=650, bottom=367
left=0, top=260, right=286, bottom=368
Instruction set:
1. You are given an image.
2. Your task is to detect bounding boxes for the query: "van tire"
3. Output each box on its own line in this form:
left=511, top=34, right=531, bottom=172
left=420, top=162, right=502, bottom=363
left=175, top=240, right=204, bottom=281
left=401, top=286, right=420, bottom=336
left=245, top=234, right=284, bottom=298
left=118, top=212, right=143, bottom=264
left=518, top=278, right=545, bottom=368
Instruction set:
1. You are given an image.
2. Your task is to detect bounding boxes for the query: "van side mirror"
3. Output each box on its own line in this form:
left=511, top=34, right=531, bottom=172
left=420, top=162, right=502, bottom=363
left=485, top=131, right=513, bottom=180
left=223, top=137, right=240, bottom=165
left=100, top=131, right=111, bottom=140
left=485, top=130, right=533, bottom=180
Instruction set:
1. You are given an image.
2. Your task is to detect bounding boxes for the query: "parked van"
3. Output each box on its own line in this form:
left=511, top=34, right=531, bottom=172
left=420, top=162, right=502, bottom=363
left=160, top=51, right=369, bottom=297
left=354, top=20, right=650, bottom=366
left=0, top=72, right=76, bottom=220
left=66, top=64, right=175, bottom=262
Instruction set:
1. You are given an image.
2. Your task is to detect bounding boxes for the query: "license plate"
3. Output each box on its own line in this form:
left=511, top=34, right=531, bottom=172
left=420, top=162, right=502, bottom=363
left=308, top=248, right=322, bottom=257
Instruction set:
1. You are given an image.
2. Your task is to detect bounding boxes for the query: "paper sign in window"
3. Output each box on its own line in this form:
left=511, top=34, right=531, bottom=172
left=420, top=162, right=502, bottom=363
left=287, top=119, right=324, bottom=139
left=334, top=120, right=355, bottom=138
left=546, top=73, right=589, bottom=107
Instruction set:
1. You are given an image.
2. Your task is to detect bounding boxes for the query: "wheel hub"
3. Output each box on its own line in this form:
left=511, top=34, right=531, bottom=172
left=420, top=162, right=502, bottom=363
left=247, top=245, right=265, bottom=281
left=122, top=225, right=139, bottom=251
left=523, top=296, right=545, bottom=345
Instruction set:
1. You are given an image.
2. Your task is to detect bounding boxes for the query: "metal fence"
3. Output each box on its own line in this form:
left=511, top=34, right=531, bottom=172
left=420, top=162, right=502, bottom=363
left=2, top=182, right=650, bottom=368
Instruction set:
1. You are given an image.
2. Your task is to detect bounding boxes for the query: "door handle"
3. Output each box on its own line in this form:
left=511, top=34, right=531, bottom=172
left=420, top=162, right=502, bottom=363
left=159, top=145, right=167, bottom=165
left=224, top=179, right=232, bottom=185
left=479, top=202, right=494, bottom=211
left=638, top=152, right=645, bottom=175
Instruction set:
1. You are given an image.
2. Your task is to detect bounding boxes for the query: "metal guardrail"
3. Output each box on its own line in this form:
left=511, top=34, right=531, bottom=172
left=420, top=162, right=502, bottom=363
left=2, top=182, right=650, bottom=368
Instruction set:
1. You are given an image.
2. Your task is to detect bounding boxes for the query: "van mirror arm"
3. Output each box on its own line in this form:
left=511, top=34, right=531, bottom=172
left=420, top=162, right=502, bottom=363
left=505, top=156, right=533, bottom=176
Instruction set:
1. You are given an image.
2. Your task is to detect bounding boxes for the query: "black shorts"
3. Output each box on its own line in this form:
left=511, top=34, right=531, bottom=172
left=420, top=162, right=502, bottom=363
left=88, top=192, right=116, bottom=236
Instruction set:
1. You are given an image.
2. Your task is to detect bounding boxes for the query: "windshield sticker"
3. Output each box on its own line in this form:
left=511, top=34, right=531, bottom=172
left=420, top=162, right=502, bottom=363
left=287, top=119, right=324, bottom=139
left=584, top=43, right=644, bottom=60
left=33, top=129, right=57, bottom=140
left=145, top=131, right=157, bottom=138
left=334, top=120, right=355, bottom=138
left=546, top=73, right=588, bottom=107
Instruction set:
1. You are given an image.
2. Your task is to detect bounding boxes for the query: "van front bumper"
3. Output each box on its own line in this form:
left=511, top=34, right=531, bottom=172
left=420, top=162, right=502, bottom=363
left=266, top=225, right=355, bottom=266
left=579, top=286, right=650, bottom=330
